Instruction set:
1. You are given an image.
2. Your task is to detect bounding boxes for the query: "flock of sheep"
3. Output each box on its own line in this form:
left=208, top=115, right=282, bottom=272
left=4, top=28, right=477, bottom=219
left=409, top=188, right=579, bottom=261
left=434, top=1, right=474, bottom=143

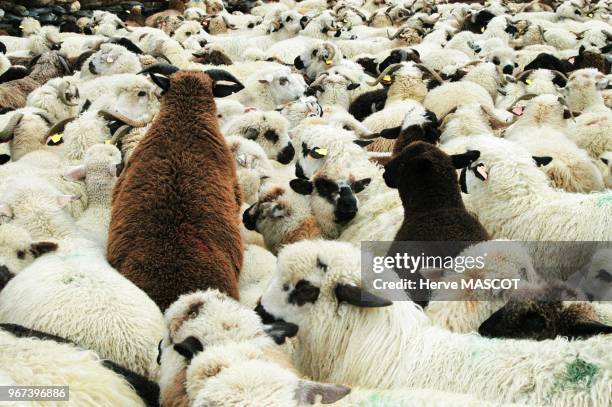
left=0, top=0, right=611, bottom=405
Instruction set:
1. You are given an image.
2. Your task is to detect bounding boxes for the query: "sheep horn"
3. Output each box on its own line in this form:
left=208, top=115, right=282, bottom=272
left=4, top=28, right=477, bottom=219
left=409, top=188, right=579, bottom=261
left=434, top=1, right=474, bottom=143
left=481, top=105, right=515, bottom=128
left=366, top=63, right=403, bottom=86
left=138, top=63, right=179, bottom=76
left=57, top=81, right=79, bottom=107
left=537, top=25, right=546, bottom=41
left=415, top=63, right=445, bottom=85
left=388, top=27, right=405, bottom=40
left=205, top=69, right=243, bottom=86
left=98, top=110, right=147, bottom=128
left=45, top=116, right=76, bottom=140
left=508, top=93, right=538, bottom=108
left=350, top=7, right=367, bottom=21
left=557, top=96, right=574, bottom=120
left=222, top=15, right=236, bottom=30
left=516, top=69, right=535, bottom=81
left=518, top=1, right=537, bottom=12
left=550, top=70, right=568, bottom=83
left=461, top=60, right=482, bottom=68
left=107, top=124, right=133, bottom=145
left=0, top=113, right=24, bottom=141
left=57, top=54, right=72, bottom=75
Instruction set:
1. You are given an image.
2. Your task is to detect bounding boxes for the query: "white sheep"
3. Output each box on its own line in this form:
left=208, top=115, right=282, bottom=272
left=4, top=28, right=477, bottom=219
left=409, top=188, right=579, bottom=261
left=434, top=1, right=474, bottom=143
left=258, top=240, right=612, bottom=405
left=230, top=66, right=306, bottom=110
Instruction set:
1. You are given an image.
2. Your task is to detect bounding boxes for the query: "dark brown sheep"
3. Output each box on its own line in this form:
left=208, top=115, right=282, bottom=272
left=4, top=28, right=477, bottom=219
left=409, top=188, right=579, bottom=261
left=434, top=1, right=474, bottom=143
left=0, top=52, right=72, bottom=110
left=479, top=283, right=612, bottom=340
left=384, top=142, right=489, bottom=306
left=107, top=65, right=245, bottom=311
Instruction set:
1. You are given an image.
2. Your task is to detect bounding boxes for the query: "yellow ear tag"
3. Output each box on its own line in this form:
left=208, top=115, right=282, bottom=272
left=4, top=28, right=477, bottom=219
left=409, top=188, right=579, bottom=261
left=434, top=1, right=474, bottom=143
left=588, top=13, right=593, bottom=17
left=526, top=79, right=532, bottom=85
left=314, top=147, right=328, bottom=156
left=383, top=75, right=392, bottom=82
left=325, top=59, right=333, bottom=65
left=105, top=139, right=112, bottom=145
left=480, top=26, right=485, bottom=33
left=19, top=25, right=24, bottom=29
left=48, top=133, right=63, bottom=146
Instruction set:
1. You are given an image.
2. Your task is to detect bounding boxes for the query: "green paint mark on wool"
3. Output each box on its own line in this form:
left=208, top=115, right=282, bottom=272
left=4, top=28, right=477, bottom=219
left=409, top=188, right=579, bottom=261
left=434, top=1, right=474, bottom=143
left=596, top=193, right=612, bottom=207
left=564, top=358, right=598, bottom=388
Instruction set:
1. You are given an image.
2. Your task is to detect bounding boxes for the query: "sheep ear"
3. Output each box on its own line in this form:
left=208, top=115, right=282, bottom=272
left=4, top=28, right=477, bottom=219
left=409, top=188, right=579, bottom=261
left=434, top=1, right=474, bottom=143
left=566, top=318, right=612, bottom=338
left=173, top=336, right=203, bottom=360
left=63, top=165, right=87, bottom=181
left=30, top=241, right=58, bottom=258
left=0, top=66, right=29, bottom=84
left=383, top=158, right=401, bottom=189
left=263, top=321, right=299, bottom=344
left=352, top=178, right=371, bottom=193
left=295, top=380, right=351, bottom=405
left=0, top=204, right=13, bottom=218
left=353, top=139, right=373, bottom=147
left=0, top=41, right=5, bottom=54
left=532, top=156, right=552, bottom=167
left=56, top=195, right=80, bottom=208
left=290, top=178, right=314, bottom=195
left=149, top=73, right=170, bottom=93
left=347, top=83, right=360, bottom=91
left=212, top=84, right=243, bottom=98
left=379, top=126, right=401, bottom=139
left=451, top=150, right=481, bottom=169
left=335, top=283, right=392, bottom=307
left=602, top=157, right=609, bottom=166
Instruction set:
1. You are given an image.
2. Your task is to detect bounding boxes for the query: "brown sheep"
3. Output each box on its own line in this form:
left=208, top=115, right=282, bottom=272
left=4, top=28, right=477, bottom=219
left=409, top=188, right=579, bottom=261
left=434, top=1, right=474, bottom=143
left=0, top=52, right=72, bottom=110
left=107, top=64, right=245, bottom=311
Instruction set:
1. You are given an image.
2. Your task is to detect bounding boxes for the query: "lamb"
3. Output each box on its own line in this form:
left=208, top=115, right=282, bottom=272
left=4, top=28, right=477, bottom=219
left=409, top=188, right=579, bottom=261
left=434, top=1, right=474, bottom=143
left=63, top=144, right=122, bottom=247
left=504, top=94, right=605, bottom=193
left=0, top=52, right=72, bottom=110
left=222, top=110, right=295, bottom=165
left=107, top=65, right=245, bottom=311
left=257, top=240, right=612, bottom=405
left=0, top=223, right=58, bottom=291
left=0, top=324, right=159, bottom=406
left=243, top=177, right=323, bottom=254
left=230, top=66, right=306, bottom=110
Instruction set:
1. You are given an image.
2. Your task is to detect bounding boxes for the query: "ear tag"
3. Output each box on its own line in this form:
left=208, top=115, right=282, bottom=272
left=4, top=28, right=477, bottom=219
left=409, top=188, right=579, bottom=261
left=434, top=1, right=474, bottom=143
left=106, top=56, right=114, bottom=63
left=314, top=147, right=327, bottom=156
left=588, top=13, right=593, bottom=17
left=325, top=59, right=333, bottom=65
left=525, top=79, right=532, bottom=85
left=382, top=75, right=392, bottom=83
left=476, top=164, right=488, bottom=181
left=480, top=26, right=485, bottom=33
left=511, top=106, right=524, bottom=116
left=19, top=25, right=24, bottom=30
left=568, top=57, right=575, bottom=64
left=48, top=133, right=64, bottom=146
left=105, top=139, right=112, bottom=145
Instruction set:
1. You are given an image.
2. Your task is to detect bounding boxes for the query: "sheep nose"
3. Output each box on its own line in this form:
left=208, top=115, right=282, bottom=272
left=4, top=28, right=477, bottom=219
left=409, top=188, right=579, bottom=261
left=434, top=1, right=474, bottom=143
left=0, top=265, right=12, bottom=290
left=277, top=143, right=295, bottom=164
left=242, top=204, right=258, bottom=231
left=502, top=65, right=513, bottom=75
left=293, top=56, right=304, bottom=70
left=335, top=188, right=358, bottom=223
left=0, top=154, right=10, bottom=165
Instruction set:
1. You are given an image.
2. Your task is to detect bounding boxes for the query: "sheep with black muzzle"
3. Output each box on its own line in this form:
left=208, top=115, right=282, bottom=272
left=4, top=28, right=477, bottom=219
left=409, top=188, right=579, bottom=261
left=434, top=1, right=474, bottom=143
left=223, top=109, right=295, bottom=165
left=256, top=239, right=612, bottom=405
left=294, top=42, right=344, bottom=81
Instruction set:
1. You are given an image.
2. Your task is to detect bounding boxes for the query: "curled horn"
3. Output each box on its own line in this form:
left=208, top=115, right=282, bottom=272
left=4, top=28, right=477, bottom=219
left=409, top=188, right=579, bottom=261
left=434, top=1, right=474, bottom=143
left=349, top=7, right=367, bottom=21
left=573, top=30, right=588, bottom=40
left=137, top=63, right=179, bottom=76
left=57, top=81, right=78, bottom=106
left=415, top=63, right=445, bottom=85
left=388, top=27, right=406, bottom=40
left=221, top=15, right=237, bottom=30
left=204, top=69, right=243, bottom=85
left=508, top=93, right=538, bottom=109
left=322, top=43, right=336, bottom=61
left=461, top=60, right=482, bottom=69
left=0, top=113, right=24, bottom=141
left=98, top=110, right=148, bottom=127
left=45, top=116, right=76, bottom=140
left=537, top=25, right=546, bottom=41
left=439, top=106, right=459, bottom=129
left=107, top=124, right=133, bottom=145
left=480, top=105, right=515, bottom=128
left=550, top=70, right=568, bottom=83
left=57, top=54, right=72, bottom=75
left=366, top=63, right=403, bottom=86
left=516, top=69, right=535, bottom=81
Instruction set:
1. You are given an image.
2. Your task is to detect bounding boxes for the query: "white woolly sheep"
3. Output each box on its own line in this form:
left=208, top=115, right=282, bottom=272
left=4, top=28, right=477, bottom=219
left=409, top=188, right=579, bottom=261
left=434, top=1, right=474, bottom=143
left=257, top=239, right=612, bottom=405
left=79, top=43, right=143, bottom=79
left=26, top=76, right=80, bottom=121
left=230, top=66, right=306, bottom=110
left=225, top=135, right=274, bottom=205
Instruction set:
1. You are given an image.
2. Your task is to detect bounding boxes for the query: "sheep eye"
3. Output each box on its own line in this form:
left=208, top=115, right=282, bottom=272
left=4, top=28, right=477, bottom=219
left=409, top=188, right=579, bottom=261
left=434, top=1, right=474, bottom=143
left=343, top=125, right=351, bottom=131
left=217, top=114, right=222, bottom=118
left=279, top=77, right=289, bottom=85
left=283, top=284, right=290, bottom=291
left=286, top=17, right=292, bottom=22
left=186, top=32, right=192, bottom=36
left=312, top=50, right=318, bottom=56
left=514, top=63, right=518, bottom=67
left=574, top=10, right=581, bottom=15
left=17, top=250, right=26, bottom=260
left=316, top=258, right=328, bottom=272
left=596, top=269, right=612, bottom=283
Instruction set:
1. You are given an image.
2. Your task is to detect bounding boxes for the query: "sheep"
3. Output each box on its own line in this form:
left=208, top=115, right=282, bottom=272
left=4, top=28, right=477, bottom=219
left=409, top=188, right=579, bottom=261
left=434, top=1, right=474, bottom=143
left=107, top=65, right=245, bottom=311
left=230, top=66, right=306, bottom=110
left=0, top=324, right=159, bottom=406
left=0, top=52, right=72, bottom=110
left=243, top=177, right=323, bottom=254
left=458, top=135, right=612, bottom=276
left=78, top=43, right=143, bottom=79
left=0, top=141, right=9, bottom=165
left=0, top=108, right=58, bottom=161
left=504, top=94, right=605, bottom=193
left=276, top=96, right=323, bottom=127
left=226, top=135, right=274, bottom=205
left=0, top=223, right=58, bottom=291
left=158, top=289, right=296, bottom=406
left=239, top=244, right=278, bottom=309
left=25, top=76, right=80, bottom=121
left=63, top=144, right=122, bottom=247
left=185, top=341, right=517, bottom=407
left=570, top=248, right=612, bottom=303
left=257, top=239, right=612, bottom=405
left=222, top=110, right=295, bottom=164
left=599, top=151, right=612, bottom=189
